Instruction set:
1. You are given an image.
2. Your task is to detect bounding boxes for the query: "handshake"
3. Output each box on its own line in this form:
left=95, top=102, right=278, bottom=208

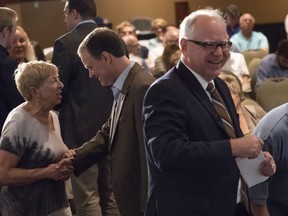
left=50, top=149, right=76, bottom=181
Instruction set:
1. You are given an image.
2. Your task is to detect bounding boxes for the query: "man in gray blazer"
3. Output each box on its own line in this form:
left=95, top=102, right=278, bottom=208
left=67, top=27, right=155, bottom=216
left=51, top=0, right=114, bottom=215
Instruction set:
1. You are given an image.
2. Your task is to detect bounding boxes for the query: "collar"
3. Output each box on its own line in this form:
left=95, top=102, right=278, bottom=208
left=72, top=20, right=96, bottom=31
left=111, top=61, right=135, bottom=101
left=180, top=60, right=213, bottom=91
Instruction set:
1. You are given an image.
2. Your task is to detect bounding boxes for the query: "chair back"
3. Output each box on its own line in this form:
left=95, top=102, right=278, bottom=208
left=256, top=78, right=288, bottom=112
left=248, top=58, right=261, bottom=99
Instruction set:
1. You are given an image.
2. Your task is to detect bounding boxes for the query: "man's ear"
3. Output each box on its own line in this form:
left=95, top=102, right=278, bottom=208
left=101, top=51, right=111, bottom=64
left=1, top=26, right=10, bottom=38
left=180, top=38, right=188, bottom=55
left=71, top=9, right=79, bottom=20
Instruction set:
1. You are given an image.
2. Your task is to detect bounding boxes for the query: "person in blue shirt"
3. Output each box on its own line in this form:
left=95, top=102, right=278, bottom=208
left=230, top=13, right=269, bottom=54
left=255, top=39, right=288, bottom=90
left=225, top=4, right=240, bottom=38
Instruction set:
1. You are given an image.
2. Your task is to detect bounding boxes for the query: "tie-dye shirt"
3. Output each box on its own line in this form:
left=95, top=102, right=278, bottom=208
left=0, top=104, right=71, bottom=216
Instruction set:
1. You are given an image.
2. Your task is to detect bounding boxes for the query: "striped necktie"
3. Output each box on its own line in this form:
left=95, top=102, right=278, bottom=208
left=207, top=83, right=251, bottom=214
left=206, top=82, right=236, bottom=138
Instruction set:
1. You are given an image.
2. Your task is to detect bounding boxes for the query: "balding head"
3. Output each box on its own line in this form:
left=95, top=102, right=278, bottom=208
left=239, top=13, right=255, bottom=34
left=122, top=34, right=141, bottom=56
left=163, top=26, right=179, bottom=46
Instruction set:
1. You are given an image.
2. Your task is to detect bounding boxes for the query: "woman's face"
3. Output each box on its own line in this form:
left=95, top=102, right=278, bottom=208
left=8, top=28, right=28, bottom=63
left=37, top=70, right=64, bottom=109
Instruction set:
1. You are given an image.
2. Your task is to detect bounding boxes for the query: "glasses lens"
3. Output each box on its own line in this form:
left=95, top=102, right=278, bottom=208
left=219, top=43, right=230, bottom=51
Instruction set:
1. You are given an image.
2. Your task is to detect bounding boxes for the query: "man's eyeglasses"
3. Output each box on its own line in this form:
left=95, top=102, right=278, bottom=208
left=187, top=39, right=232, bottom=52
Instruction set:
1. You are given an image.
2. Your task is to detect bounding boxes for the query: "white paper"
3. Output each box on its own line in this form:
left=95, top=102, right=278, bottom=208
left=235, top=152, right=269, bottom=187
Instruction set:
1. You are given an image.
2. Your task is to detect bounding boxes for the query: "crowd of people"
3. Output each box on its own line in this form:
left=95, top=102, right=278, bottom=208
left=0, top=1, right=287, bottom=216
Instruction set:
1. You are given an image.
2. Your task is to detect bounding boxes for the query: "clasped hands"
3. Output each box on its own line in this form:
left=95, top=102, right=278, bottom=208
left=50, top=149, right=76, bottom=181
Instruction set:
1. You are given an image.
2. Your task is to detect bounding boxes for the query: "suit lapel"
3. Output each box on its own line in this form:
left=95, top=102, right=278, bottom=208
left=175, top=62, right=229, bottom=135
left=109, top=93, right=126, bottom=150
left=108, top=63, right=142, bottom=150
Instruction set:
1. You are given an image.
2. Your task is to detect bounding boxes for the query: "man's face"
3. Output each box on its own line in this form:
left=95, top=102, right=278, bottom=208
left=79, top=48, right=116, bottom=86
left=180, top=16, right=230, bottom=82
left=6, top=18, right=17, bottom=49
left=239, top=14, right=255, bottom=33
left=63, top=2, right=74, bottom=31
left=125, top=36, right=141, bottom=56
left=276, top=53, right=288, bottom=70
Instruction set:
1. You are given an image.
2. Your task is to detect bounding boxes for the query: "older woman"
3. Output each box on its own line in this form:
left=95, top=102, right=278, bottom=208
left=0, top=61, right=73, bottom=216
left=219, top=71, right=266, bottom=135
left=8, top=26, right=37, bottom=63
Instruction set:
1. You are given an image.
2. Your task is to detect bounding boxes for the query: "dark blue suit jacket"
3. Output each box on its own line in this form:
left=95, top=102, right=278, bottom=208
left=52, top=22, right=113, bottom=148
left=143, top=61, right=243, bottom=216
left=0, top=45, right=24, bottom=132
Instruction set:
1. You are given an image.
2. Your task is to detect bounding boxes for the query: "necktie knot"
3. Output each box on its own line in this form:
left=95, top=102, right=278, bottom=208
left=206, top=82, right=215, bottom=93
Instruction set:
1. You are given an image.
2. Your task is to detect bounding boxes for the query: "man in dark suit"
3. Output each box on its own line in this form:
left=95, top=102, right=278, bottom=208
left=51, top=0, right=114, bottom=215
left=143, top=9, right=275, bottom=216
left=67, top=27, right=155, bottom=216
left=0, top=7, right=24, bottom=133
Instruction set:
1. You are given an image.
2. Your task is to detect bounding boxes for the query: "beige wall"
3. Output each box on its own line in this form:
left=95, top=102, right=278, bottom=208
left=6, top=0, right=288, bottom=48
left=96, top=0, right=288, bottom=26
left=7, top=1, right=66, bottom=48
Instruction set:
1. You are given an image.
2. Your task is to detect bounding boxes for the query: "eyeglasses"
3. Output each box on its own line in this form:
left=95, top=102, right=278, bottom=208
left=187, top=39, right=232, bottom=52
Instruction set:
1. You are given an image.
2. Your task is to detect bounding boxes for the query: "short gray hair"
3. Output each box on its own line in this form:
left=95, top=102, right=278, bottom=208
left=179, top=9, right=226, bottom=44
left=14, top=61, right=58, bottom=101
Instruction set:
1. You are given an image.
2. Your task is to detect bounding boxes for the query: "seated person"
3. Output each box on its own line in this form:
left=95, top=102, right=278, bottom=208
left=255, top=39, right=288, bottom=90
left=122, top=34, right=148, bottom=70
left=153, top=43, right=180, bottom=78
left=148, top=25, right=179, bottom=71
left=148, top=18, right=168, bottom=50
left=116, top=21, right=149, bottom=59
left=222, top=51, right=251, bottom=93
left=230, top=13, right=269, bottom=64
left=225, top=4, right=240, bottom=38
left=219, top=71, right=266, bottom=135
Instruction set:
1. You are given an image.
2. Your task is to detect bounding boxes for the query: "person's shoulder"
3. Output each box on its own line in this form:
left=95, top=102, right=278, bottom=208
left=3, top=105, right=26, bottom=127
left=261, top=53, right=275, bottom=64
left=253, top=31, right=268, bottom=39
left=54, top=30, right=75, bottom=44
left=133, top=64, right=156, bottom=84
left=0, top=56, right=18, bottom=74
left=242, top=104, right=266, bottom=118
left=230, top=32, right=241, bottom=40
